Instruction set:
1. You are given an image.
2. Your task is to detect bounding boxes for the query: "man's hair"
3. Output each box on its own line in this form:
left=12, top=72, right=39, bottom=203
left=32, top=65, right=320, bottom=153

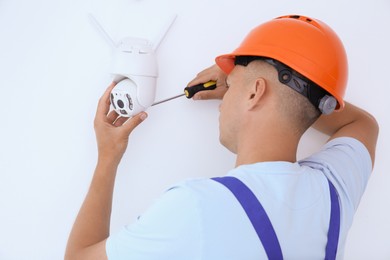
left=274, top=78, right=321, bottom=135
left=235, top=56, right=321, bottom=135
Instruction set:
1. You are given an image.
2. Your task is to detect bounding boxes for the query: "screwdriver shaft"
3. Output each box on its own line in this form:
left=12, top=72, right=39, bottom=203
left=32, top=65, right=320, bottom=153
left=151, top=93, right=185, bottom=106
left=151, top=81, right=216, bottom=107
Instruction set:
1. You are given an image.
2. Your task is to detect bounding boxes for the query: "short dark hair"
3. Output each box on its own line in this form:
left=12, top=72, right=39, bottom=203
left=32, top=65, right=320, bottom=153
left=234, top=56, right=332, bottom=113
left=235, top=56, right=321, bottom=134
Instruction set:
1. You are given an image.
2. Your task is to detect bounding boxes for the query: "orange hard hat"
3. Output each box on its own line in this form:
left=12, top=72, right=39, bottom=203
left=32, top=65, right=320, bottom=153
left=215, top=15, right=348, bottom=111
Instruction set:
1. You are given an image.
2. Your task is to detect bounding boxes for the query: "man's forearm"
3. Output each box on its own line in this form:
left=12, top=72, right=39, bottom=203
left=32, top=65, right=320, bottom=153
left=65, top=161, right=118, bottom=259
left=313, top=102, right=374, bottom=135
left=312, top=101, right=379, bottom=166
left=64, top=83, right=148, bottom=259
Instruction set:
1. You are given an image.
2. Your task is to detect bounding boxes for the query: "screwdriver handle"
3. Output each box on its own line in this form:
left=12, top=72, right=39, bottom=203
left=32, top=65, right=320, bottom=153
left=184, top=81, right=217, bottom=98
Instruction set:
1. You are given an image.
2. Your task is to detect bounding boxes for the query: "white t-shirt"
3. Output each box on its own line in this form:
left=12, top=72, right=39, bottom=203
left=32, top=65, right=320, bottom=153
left=106, top=137, right=372, bottom=259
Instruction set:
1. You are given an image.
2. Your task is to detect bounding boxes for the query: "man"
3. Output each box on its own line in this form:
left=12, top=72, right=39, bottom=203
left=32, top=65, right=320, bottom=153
left=65, top=15, right=378, bottom=259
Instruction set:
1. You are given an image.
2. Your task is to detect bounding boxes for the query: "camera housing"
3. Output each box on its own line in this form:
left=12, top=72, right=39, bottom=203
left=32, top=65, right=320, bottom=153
left=110, top=37, right=158, bottom=116
left=89, top=13, right=176, bottom=117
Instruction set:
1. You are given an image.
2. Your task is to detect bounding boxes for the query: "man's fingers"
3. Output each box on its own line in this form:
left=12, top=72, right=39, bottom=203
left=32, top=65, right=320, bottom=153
left=96, top=82, right=116, bottom=120
left=113, top=116, right=128, bottom=127
left=187, top=65, right=221, bottom=87
left=187, top=64, right=228, bottom=100
left=107, top=110, right=119, bottom=123
left=121, top=112, right=148, bottom=134
left=193, top=86, right=228, bottom=100
left=187, top=72, right=217, bottom=88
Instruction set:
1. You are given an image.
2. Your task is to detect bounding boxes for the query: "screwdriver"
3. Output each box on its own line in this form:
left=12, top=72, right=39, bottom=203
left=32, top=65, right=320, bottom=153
left=152, top=81, right=217, bottom=106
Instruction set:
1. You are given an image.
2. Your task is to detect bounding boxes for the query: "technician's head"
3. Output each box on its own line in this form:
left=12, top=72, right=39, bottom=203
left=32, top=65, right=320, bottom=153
left=215, top=15, right=348, bottom=153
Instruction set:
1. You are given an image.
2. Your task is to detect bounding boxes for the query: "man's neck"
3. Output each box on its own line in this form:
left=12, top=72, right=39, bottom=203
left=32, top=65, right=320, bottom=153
left=235, top=122, right=300, bottom=167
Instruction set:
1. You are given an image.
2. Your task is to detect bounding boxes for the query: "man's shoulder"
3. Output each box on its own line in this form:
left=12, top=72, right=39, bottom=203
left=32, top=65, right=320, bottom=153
left=301, top=136, right=371, bottom=165
left=167, top=177, right=227, bottom=200
left=300, top=136, right=372, bottom=211
left=323, top=136, right=370, bottom=151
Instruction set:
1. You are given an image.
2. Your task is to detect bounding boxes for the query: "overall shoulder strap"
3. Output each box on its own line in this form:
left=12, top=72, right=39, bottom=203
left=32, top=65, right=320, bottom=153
left=212, top=176, right=283, bottom=260
left=326, top=180, right=340, bottom=260
left=212, top=176, right=340, bottom=260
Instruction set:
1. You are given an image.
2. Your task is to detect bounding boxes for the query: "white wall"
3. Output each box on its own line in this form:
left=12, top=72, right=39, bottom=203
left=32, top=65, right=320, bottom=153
left=0, top=0, right=389, bottom=259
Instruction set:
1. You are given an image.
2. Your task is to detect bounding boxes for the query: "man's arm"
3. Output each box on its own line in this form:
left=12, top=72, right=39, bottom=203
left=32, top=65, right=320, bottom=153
left=65, top=83, right=148, bottom=260
left=187, top=65, right=379, bottom=167
left=312, top=102, right=379, bottom=167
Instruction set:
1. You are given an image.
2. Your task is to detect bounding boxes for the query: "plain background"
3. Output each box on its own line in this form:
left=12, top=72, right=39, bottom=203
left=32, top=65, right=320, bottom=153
left=0, top=0, right=389, bottom=259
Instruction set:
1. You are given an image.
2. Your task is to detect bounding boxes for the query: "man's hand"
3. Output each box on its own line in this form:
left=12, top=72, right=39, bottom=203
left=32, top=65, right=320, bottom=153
left=187, top=64, right=228, bottom=100
left=65, top=83, right=148, bottom=260
left=94, top=82, right=148, bottom=165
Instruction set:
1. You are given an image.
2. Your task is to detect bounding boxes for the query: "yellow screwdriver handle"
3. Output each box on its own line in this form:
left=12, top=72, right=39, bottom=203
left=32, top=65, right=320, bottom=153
left=184, top=81, right=217, bottom=98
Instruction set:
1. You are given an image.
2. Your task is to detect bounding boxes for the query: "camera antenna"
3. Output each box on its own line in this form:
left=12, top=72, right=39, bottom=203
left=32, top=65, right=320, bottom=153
left=88, top=13, right=117, bottom=49
left=152, top=14, right=177, bottom=52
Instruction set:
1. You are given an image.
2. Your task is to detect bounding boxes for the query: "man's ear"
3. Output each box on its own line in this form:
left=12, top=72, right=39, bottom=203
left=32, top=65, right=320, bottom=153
left=247, top=78, right=266, bottom=110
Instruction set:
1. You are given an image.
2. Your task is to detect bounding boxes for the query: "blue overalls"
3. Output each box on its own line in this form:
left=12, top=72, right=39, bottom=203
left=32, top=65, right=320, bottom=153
left=212, top=176, right=340, bottom=260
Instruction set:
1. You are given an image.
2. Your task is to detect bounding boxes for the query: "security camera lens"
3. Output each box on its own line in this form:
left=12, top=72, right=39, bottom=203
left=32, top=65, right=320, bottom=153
left=117, top=99, right=124, bottom=108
